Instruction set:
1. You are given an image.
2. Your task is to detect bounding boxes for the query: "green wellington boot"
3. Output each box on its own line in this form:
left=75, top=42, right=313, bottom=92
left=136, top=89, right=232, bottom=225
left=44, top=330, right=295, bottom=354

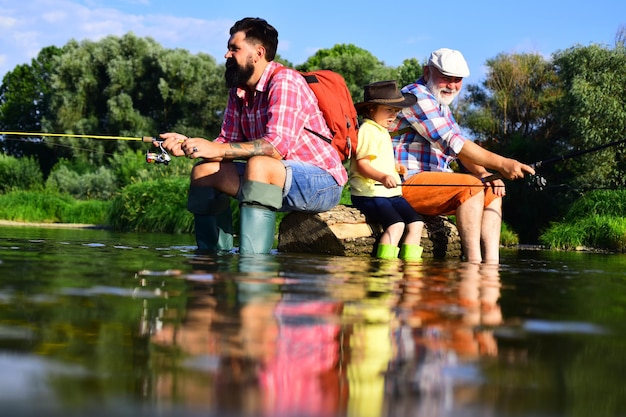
left=399, top=244, right=423, bottom=261
left=187, top=186, right=233, bottom=252
left=239, top=205, right=277, bottom=255
left=376, top=243, right=399, bottom=259
left=238, top=180, right=283, bottom=255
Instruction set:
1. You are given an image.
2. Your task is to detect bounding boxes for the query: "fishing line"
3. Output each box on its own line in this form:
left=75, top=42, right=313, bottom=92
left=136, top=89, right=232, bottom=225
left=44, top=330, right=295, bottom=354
left=0, top=131, right=171, bottom=164
left=376, top=183, right=505, bottom=188
left=0, top=131, right=154, bottom=142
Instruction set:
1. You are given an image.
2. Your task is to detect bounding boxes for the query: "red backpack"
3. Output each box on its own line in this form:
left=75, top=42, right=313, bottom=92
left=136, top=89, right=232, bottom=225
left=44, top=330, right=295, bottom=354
left=271, top=67, right=359, bottom=161
left=301, top=70, right=358, bottom=161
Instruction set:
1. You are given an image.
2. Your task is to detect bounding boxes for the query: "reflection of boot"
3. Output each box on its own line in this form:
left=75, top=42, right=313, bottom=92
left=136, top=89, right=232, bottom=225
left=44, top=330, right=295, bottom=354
left=187, top=186, right=233, bottom=252
left=399, top=244, right=423, bottom=261
left=239, top=181, right=283, bottom=255
left=376, top=244, right=398, bottom=259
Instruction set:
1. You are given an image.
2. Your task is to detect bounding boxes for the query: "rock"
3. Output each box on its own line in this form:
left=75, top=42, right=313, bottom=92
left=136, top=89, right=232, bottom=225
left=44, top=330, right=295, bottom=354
left=277, top=205, right=462, bottom=259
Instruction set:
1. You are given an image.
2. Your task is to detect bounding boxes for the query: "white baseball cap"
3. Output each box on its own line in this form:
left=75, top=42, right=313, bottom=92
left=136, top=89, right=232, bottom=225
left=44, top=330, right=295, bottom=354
left=428, top=48, right=470, bottom=78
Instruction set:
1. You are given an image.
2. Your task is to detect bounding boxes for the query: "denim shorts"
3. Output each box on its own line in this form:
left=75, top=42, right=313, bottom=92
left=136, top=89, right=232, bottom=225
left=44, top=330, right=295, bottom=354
left=234, top=160, right=342, bottom=213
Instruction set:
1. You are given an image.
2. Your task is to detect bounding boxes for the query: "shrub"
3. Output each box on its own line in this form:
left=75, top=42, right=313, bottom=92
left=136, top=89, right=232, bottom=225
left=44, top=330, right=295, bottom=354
left=108, top=177, right=193, bottom=233
left=539, top=190, right=626, bottom=251
left=0, top=154, right=44, bottom=193
left=46, top=164, right=117, bottom=200
left=109, top=149, right=195, bottom=188
left=500, top=222, right=519, bottom=247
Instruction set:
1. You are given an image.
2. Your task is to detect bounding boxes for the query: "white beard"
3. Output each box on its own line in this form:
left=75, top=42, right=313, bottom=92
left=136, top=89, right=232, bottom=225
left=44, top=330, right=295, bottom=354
left=426, top=78, right=460, bottom=106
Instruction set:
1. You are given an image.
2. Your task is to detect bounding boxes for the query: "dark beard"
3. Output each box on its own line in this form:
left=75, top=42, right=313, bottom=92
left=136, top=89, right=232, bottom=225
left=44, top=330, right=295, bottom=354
left=225, top=58, right=254, bottom=88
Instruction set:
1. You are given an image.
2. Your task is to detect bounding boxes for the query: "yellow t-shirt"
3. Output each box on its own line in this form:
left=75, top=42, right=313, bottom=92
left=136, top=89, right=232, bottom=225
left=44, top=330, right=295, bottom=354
left=349, top=119, right=402, bottom=198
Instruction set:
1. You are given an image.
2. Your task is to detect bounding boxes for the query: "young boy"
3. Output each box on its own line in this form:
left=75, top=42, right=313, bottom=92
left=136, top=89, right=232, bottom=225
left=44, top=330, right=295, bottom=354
left=350, top=80, right=424, bottom=260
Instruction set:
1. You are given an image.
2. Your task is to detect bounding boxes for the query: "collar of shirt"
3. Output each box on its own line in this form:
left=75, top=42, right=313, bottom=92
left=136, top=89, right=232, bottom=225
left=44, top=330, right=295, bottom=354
left=236, top=62, right=284, bottom=106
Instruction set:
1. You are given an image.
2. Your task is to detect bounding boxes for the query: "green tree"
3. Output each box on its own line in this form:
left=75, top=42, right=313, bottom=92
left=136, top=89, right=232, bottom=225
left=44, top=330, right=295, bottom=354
left=396, top=57, right=424, bottom=89
left=0, top=46, right=62, bottom=173
left=296, top=44, right=395, bottom=102
left=43, top=33, right=226, bottom=166
left=552, top=44, right=626, bottom=190
left=464, top=52, right=559, bottom=147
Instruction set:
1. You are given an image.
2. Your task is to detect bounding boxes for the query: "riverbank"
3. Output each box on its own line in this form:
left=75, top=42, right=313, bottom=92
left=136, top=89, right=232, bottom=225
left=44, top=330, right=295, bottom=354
left=0, top=220, right=108, bottom=230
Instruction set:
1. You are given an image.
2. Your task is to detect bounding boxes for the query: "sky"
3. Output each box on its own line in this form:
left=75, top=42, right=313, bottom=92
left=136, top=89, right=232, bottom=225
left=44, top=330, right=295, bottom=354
left=0, top=0, right=625, bottom=87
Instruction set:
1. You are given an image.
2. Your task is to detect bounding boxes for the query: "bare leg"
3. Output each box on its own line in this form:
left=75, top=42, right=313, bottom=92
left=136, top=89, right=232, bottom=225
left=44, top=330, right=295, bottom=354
left=403, top=220, right=424, bottom=246
left=379, top=222, right=405, bottom=246
left=190, top=161, right=241, bottom=196
left=455, top=192, right=485, bottom=264
left=481, top=197, right=502, bottom=264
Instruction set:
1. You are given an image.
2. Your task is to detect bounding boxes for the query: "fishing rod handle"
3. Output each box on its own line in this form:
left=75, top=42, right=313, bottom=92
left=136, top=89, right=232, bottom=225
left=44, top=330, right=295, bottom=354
left=481, top=162, right=538, bottom=183
left=481, top=173, right=502, bottom=183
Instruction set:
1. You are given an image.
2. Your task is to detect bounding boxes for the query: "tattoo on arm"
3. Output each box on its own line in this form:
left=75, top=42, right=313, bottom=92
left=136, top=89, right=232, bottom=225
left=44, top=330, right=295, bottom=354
left=225, top=140, right=275, bottom=158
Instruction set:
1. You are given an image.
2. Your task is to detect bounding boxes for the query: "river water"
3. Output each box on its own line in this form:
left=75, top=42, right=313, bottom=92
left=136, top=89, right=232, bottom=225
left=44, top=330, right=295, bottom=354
left=0, top=225, right=625, bottom=417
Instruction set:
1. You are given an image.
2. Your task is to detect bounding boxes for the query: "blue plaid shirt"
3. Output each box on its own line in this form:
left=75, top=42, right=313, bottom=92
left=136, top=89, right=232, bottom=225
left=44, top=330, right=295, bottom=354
left=390, top=78, right=467, bottom=177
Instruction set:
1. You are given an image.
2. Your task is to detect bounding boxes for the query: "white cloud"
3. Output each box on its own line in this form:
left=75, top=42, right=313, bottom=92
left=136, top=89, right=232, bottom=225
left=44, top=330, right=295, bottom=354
left=0, top=0, right=232, bottom=78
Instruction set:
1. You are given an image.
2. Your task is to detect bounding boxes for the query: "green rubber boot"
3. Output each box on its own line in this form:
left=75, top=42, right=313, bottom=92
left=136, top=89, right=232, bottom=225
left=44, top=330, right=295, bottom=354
left=399, top=244, right=423, bottom=261
left=187, top=186, right=233, bottom=252
left=238, top=181, right=283, bottom=255
left=239, top=205, right=277, bottom=255
left=376, top=243, right=398, bottom=259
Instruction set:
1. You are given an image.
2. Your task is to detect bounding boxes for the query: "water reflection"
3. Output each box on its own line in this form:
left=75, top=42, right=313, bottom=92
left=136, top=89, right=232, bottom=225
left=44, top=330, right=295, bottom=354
left=2, top=228, right=626, bottom=417
left=145, top=255, right=506, bottom=417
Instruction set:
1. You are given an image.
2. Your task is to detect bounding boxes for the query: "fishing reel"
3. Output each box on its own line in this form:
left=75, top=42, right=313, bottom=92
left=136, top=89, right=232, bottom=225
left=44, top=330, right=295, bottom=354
left=146, top=141, right=171, bottom=165
left=527, top=174, right=547, bottom=191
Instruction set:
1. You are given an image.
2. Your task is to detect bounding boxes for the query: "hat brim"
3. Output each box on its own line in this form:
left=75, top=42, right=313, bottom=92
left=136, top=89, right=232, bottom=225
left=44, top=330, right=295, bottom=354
left=355, top=92, right=416, bottom=111
left=438, top=69, right=470, bottom=78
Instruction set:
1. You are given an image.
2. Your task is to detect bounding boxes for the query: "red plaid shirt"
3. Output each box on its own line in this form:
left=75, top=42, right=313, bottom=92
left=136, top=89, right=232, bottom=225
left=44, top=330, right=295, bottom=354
left=215, top=61, right=347, bottom=185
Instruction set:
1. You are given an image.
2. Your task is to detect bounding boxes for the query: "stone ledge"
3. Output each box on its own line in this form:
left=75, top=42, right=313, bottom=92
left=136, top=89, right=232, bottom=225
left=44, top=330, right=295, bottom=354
left=277, top=204, right=461, bottom=258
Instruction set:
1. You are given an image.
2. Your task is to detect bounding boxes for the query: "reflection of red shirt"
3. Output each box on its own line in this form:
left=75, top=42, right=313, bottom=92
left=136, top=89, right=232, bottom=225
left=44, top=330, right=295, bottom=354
left=259, top=300, right=342, bottom=416
left=216, top=61, right=347, bottom=186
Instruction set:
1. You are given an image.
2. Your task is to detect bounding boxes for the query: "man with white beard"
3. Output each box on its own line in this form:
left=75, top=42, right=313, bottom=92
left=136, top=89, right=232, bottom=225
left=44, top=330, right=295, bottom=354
left=390, top=48, right=534, bottom=264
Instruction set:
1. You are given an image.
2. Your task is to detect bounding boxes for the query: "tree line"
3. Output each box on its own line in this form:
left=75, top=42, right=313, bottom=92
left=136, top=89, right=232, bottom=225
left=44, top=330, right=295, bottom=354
left=1, top=29, right=625, bottom=243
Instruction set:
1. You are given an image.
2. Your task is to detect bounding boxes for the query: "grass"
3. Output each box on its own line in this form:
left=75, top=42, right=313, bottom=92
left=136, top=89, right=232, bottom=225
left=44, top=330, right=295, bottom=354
left=4, top=184, right=624, bottom=253
left=539, top=190, right=626, bottom=252
left=108, top=177, right=194, bottom=233
left=0, top=190, right=109, bottom=224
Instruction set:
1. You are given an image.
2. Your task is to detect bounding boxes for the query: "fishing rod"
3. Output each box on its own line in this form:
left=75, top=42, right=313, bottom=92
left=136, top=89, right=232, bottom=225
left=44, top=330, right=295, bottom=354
left=481, top=137, right=626, bottom=184
left=376, top=183, right=505, bottom=188
left=0, top=131, right=172, bottom=165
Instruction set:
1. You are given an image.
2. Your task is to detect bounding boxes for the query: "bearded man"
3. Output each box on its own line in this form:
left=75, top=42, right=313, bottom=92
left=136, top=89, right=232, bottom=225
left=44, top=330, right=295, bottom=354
left=390, top=48, right=534, bottom=264
left=157, top=17, right=347, bottom=255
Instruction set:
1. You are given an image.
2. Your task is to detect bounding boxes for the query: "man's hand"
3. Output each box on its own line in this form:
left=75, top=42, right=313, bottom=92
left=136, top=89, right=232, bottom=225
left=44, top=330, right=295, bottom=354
left=498, top=158, right=536, bottom=181
left=157, top=132, right=229, bottom=161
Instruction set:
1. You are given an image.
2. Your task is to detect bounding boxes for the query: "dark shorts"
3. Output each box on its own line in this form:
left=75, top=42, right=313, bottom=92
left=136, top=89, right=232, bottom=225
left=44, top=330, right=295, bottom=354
left=351, top=195, right=422, bottom=229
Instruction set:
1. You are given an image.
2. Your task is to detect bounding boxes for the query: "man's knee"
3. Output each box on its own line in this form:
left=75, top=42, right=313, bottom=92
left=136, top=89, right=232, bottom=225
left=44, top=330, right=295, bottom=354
left=190, top=160, right=220, bottom=184
left=244, top=156, right=286, bottom=185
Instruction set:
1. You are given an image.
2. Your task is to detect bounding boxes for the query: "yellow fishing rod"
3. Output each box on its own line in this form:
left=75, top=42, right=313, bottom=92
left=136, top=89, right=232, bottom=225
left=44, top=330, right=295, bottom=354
left=0, top=131, right=171, bottom=164
left=0, top=131, right=156, bottom=141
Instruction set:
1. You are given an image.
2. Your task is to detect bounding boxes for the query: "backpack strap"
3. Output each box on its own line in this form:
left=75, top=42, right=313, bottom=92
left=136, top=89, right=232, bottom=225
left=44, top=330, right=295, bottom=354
left=269, top=67, right=333, bottom=144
